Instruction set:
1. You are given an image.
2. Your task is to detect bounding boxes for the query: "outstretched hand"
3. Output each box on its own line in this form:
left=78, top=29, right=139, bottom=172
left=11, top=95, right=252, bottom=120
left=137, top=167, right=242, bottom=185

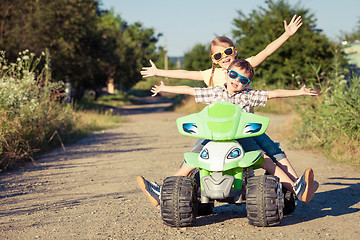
left=151, top=81, right=165, bottom=97
left=300, top=85, right=318, bottom=96
left=284, top=15, right=303, bottom=37
left=141, top=59, right=158, bottom=78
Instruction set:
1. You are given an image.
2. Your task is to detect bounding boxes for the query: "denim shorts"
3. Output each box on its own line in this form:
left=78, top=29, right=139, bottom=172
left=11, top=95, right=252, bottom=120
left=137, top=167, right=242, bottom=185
left=253, top=133, right=286, bottom=163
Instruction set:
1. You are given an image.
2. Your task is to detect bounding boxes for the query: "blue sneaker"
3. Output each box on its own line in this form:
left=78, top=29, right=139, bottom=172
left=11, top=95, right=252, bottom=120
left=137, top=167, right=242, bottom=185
left=293, top=168, right=317, bottom=203
left=137, top=176, right=161, bottom=207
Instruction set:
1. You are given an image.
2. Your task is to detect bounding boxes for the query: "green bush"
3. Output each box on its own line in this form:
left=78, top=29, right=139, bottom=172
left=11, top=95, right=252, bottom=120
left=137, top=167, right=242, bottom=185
left=292, top=74, right=360, bottom=166
left=0, top=50, right=75, bottom=170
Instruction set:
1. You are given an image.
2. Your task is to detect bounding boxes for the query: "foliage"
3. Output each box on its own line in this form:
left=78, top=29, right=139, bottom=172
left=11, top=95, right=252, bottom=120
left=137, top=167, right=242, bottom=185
left=0, top=50, right=124, bottom=171
left=231, top=0, right=344, bottom=88
left=0, top=50, right=72, bottom=170
left=183, top=43, right=212, bottom=71
left=0, top=0, right=100, bottom=99
left=292, top=70, right=360, bottom=166
left=95, top=9, right=160, bottom=96
left=73, top=109, right=123, bottom=133
left=343, top=17, right=360, bottom=42
left=153, top=46, right=176, bottom=70
left=0, top=1, right=160, bottom=100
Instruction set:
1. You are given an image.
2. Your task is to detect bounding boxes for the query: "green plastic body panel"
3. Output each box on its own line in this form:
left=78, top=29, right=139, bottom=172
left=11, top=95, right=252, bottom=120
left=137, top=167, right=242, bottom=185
left=179, top=102, right=269, bottom=192
left=176, top=101, right=270, bottom=140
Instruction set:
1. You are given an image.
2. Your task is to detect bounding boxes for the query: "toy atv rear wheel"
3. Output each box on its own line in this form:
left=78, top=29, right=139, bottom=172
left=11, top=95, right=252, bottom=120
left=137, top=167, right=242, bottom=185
left=246, top=175, right=284, bottom=227
left=160, top=176, right=198, bottom=227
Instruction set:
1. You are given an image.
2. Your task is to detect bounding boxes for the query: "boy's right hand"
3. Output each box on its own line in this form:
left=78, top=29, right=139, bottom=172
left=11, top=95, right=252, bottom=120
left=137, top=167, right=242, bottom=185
left=151, top=81, right=165, bottom=97
left=141, top=59, right=158, bottom=78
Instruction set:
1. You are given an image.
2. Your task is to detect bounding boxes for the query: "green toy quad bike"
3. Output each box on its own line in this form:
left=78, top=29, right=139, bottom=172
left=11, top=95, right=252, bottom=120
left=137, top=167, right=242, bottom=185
left=160, top=102, right=295, bottom=228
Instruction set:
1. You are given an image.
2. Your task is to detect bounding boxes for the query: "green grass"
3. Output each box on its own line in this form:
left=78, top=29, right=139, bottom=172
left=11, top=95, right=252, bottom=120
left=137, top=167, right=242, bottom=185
left=291, top=75, right=360, bottom=168
left=72, top=109, right=124, bottom=135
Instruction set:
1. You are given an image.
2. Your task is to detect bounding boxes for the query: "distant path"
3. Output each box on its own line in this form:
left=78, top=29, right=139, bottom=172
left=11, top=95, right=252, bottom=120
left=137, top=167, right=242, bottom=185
left=1, top=98, right=359, bottom=239
left=114, top=96, right=174, bottom=115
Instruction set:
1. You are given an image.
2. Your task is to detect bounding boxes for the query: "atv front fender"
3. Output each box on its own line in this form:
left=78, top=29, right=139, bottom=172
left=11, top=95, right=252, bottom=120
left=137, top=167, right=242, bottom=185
left=239, top=151, right=264, bottom=168
left=183, top=152, right=209, bottom=169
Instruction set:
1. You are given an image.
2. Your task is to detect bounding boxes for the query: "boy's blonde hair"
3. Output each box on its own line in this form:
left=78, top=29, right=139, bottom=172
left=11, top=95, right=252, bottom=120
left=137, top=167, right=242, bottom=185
left=228, top=59, right=255, bottom=80
left=208, top=36, right=238, bottom=87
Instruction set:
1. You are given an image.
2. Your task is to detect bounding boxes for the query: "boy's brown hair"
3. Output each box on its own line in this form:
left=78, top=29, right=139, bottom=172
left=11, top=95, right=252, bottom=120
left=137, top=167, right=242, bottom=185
left=228, top=59, right=255, bottom=80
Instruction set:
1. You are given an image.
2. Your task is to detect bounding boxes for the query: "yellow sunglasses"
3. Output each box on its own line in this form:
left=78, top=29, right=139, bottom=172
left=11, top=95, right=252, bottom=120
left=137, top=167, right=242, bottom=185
left=211, top=47, right=235, bottom=61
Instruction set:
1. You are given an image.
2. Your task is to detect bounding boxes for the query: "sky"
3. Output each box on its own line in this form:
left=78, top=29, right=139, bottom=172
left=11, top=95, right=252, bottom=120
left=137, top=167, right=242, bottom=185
left=100, top=0, right=360, bottom=57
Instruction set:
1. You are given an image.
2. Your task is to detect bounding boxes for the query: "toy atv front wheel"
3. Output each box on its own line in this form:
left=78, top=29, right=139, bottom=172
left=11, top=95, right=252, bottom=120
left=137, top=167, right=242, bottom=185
left=246, top=175, right=284, bottom=227
left=160, top=176, right=198, bottom=227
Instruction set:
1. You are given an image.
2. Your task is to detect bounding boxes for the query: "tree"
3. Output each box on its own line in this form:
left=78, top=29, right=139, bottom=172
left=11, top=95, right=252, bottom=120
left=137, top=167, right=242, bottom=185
left=0, top=1, right=160, bottom=100
left=119, top=22, right=160, bottom=90
left=232, top=0, right=340, bottom=87
left=0, top=0, right=104, bottom=99
left=344, top=17, right=360, bottom=42
left=154, top=46, right=176, bottom=70
left=183, top=43, right=212, bottom=71
left=94, top=9, right=161, bottom=93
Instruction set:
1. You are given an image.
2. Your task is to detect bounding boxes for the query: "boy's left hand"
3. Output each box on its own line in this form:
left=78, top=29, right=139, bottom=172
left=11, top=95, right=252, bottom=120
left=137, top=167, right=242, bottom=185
left=300, top=85, right=318, bottom=96
left=284, top=15, right=303, bottom=36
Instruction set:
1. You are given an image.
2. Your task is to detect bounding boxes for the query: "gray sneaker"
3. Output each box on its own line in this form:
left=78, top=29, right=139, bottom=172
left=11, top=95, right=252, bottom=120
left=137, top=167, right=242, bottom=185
left=137, top=176, right=161, bottom=207
left=293, top=168, right=316, bottom=203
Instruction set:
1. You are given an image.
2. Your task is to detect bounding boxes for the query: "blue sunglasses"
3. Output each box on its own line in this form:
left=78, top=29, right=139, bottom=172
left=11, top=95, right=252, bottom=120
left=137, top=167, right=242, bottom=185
left=227, top=70, right=251, bottom=85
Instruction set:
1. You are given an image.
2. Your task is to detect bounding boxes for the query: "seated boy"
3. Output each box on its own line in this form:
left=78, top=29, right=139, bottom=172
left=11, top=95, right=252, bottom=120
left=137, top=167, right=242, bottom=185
left=138, top=59, right=319, bottom=207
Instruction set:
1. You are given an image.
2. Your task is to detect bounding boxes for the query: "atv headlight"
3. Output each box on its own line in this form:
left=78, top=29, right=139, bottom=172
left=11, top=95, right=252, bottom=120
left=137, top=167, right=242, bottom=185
left=227, top=148, right=242, bottom=159
left=200, top=148, right=209, bottom=159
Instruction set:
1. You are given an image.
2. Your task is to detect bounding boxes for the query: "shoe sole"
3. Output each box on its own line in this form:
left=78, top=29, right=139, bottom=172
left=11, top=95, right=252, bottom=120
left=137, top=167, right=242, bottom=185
left=305, top=180, right=319, bottom=203
left=136, top=176, right=160, bottom=207
left=301, top=168, right=314, bottom=203
left=312, top=181, right=320, bottom=193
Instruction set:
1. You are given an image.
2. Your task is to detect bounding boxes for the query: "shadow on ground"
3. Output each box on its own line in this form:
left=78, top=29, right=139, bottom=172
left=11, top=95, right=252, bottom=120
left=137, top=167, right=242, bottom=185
left=115, top=96, right=174, bottom=115
left=190, top=177, right=360, bottom=227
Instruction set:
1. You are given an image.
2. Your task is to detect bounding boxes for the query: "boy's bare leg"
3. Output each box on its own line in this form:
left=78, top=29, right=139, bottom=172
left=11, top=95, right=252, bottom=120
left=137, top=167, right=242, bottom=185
left=260, top=157, right=295, bottom=192
left=276, top=157, right=299, bottom=182
left=137, top=163, right=195, bottom=207
left=260, top=156, right=318, bottom=203
left=173, top=163, right=195, bottom=176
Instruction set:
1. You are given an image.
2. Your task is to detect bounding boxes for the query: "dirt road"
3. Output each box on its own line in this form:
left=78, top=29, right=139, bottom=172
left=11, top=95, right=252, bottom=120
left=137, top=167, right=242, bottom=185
left=1, top=100, right=359, bottom=240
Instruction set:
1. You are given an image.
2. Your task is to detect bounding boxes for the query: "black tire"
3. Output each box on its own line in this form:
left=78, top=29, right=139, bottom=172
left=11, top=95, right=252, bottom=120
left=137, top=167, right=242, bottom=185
left=246, top=175, right=284, bottom=227
left=160, top=176, right=198, bottom=227
left=283, top=188, right=296, bottom=215
left=266, top=172, right=296, bottom=215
